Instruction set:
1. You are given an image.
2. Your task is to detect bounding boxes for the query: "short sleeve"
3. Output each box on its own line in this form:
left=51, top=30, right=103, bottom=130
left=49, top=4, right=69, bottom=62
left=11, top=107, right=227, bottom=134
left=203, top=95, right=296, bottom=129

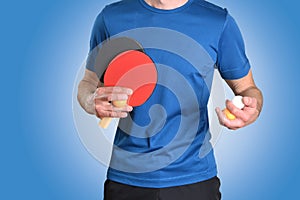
left=216, top=13, right=250, bottom=80
left=85, top=10, right=109, bottom=72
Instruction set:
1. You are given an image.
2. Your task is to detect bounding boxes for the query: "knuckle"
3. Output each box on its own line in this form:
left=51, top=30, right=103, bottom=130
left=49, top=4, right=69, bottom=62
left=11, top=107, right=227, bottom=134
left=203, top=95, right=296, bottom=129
left=243, top=111, right=255, bottom=122
left=96, top=87, right=105, bottom=94
left=107, top=112, right=112, bottom=118
left=120, top=112, right=128, bottom=118
left=95, top=102, right=105, bottom=110
left=96, top=110, right=105, bottom=118
left=95, top=104, right=101, bottom=111
left=109, top=112, right=117, bottom=118
left=106, top=93, right=113, bottom=99
left=244, top=115, right=250, bottom=122
left=126, top=106, right=133, bottom=112
left=103, top=111, right=111, bottom=118
left=242, top=113, right=251, bottom=122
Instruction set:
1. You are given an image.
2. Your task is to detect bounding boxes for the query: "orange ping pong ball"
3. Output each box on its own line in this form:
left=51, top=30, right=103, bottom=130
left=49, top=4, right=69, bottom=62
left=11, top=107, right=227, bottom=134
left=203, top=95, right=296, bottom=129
left=223, top=108, right=236, bottom=120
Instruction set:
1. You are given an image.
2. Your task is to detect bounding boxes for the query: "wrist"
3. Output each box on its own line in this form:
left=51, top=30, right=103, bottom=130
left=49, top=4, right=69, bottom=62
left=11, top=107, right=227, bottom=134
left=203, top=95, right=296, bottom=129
left=84, top=92, right=97, bottom=115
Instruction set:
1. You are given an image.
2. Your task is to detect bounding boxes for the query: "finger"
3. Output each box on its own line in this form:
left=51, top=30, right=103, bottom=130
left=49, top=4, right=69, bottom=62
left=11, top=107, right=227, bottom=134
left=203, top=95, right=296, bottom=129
left=226, top=100, right=252, bottom=122
left=228, top=98, right=259, bottom=123
left=112, top=105, right=133, bottom=112
left=224, top=118, right=245, bottom=130
left=225, top=99, right=258, bottom=126
left=94, top=86, right=132, bottom=102
left=110, top=111, right=128, bottom=118
left=215, top=107, right=245, bottom=130
left=226, top=100, right=243, bottom=116
left=98, top=86, right=133, bottom=95
left=99, top=110, right=129, bottom=118
left=94, top=93, right=129, bottom=102
left=215, top=107, right=228, bottom=126
left=95, top=99, right=111, bottom=109
left=242, top=97, right=257, bottom=109
left=95, top=100, right=132, bottom=112
left=95, top=103, right=129, bottom=118
left=107, top=93, right=129, bottom=102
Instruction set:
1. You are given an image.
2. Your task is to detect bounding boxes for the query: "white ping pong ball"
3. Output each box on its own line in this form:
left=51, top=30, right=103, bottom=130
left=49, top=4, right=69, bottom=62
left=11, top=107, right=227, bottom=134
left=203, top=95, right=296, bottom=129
left=232, top=96, right=245, bottom=109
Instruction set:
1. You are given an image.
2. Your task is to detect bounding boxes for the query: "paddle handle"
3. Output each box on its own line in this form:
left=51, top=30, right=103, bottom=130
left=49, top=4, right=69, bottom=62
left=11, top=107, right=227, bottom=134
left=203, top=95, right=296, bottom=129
left=99, top=117, right=113, bottom=128
left=98, top=100, right=127, bottom=129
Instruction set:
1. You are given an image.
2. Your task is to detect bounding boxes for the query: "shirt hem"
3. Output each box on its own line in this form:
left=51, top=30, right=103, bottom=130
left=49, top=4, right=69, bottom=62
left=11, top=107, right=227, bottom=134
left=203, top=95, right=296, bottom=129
left=107, top=167, right=217, bottom=188
left=219, top=60, right=250, bottom=80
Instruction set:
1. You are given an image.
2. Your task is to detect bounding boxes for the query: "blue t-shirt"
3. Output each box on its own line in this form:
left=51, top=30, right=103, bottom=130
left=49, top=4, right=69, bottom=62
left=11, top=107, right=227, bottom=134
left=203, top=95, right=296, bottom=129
left=87, top=0, right=250, bottom=188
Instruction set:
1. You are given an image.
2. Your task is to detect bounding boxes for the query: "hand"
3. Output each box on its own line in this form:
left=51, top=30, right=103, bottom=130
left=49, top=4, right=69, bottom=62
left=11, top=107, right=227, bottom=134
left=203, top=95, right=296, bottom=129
left=215, top=96, right=259, bottom=130
left=93, top=87, right=133, bottom=119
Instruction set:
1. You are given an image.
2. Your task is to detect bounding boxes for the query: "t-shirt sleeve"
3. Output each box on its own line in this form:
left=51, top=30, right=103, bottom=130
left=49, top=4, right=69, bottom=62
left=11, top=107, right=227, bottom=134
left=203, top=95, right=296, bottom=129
left=85, top=10, right=109, bottom=72
left=216, top=12, right=250, bottom=80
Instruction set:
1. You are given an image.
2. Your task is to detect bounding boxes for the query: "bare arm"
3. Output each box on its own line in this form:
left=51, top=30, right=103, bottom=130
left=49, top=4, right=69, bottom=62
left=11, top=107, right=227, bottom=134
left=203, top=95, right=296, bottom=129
left=216, top=70, right=263, bottom=130
left=77, top=69, right=99, bottom=115
left=225, top=70, right=263, bottom=113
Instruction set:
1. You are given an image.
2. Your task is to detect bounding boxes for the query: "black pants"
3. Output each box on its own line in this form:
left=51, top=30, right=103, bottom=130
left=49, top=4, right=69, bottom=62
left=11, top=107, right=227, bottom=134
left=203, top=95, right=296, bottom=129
left=104, top=176, right=221, bottom=200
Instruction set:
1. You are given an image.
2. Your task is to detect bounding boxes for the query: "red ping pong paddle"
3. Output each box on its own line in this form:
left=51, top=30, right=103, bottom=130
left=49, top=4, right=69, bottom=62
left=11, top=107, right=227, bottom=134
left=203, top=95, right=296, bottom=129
left=99, top=49, right=157, bottom=128
left=94, top=37, right=144, bottom=81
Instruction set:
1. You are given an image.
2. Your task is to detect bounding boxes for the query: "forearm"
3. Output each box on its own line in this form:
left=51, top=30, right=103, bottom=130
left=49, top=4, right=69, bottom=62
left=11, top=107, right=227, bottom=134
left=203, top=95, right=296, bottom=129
left=77, top=69, right=100, bottom=115
left=225, top=70, right=263, bottom=114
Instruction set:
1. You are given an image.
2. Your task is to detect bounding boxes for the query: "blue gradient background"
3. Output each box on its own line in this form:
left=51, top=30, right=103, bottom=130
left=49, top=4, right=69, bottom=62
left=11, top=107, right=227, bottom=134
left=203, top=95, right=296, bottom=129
left=2, top=0, right=299, bottom=199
